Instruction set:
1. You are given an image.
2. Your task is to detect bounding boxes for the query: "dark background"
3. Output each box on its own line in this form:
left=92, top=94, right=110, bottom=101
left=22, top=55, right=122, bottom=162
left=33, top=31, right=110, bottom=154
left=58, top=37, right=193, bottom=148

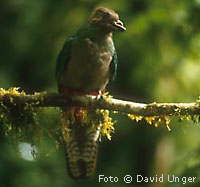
left=1, top=0, right=200, bottom=186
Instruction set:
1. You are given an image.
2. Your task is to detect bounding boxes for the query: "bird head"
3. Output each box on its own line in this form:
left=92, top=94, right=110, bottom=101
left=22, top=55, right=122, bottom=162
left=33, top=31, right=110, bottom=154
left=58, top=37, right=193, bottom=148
left=90, top=7, right=126, bottom=32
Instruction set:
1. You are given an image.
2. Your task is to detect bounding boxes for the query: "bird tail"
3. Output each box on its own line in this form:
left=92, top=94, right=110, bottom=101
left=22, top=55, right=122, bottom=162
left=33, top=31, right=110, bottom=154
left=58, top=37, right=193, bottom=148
left=60, top=107, right=100, bottom=179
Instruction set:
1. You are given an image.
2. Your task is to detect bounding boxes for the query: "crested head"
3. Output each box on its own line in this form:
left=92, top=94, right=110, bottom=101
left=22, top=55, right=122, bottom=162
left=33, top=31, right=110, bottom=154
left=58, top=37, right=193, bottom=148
left=89, top=7, right=126, bottom=32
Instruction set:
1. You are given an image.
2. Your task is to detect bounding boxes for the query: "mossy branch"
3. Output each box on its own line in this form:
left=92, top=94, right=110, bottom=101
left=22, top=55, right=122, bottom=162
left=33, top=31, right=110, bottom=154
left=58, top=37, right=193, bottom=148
left=0, top=88, right=200, bottom=117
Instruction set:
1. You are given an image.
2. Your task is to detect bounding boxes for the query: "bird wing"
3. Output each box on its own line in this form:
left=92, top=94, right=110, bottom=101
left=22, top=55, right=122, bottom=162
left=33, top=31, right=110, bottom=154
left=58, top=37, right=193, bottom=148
left=55, top=36, right=75, bottom=81
left=110, top=48, right=118, bottom=81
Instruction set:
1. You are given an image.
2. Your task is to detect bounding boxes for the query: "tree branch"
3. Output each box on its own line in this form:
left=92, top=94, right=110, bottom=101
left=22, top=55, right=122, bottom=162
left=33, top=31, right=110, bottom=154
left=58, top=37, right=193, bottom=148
left=0, top=90, right=200, bottom=117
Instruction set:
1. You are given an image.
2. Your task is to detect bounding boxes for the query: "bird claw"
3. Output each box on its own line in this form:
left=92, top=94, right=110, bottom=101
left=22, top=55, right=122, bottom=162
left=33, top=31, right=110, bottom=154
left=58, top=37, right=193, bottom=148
left=89, top=90, right=105, bottom=99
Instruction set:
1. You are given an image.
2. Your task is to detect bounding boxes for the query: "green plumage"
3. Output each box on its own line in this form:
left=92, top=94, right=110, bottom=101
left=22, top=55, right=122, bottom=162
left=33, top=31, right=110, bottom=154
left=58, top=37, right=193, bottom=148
left=56, top=7, right=125, bottom=179
left=56, top=26, right=117, bottom=93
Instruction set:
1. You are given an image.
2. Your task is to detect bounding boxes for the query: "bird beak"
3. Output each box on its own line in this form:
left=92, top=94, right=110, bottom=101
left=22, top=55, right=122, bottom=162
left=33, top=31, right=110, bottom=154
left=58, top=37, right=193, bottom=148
left=113, top=20, right=126, bottom=31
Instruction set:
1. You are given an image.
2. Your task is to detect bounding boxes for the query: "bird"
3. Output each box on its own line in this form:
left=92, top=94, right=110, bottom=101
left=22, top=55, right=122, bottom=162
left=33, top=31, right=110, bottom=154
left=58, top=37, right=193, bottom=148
left=56, top=7, right=126, bottom=179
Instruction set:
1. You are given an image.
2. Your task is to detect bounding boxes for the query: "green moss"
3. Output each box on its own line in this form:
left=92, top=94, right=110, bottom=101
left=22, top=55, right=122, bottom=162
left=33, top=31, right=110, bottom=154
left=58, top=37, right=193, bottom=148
left=127, top=114, right=171, bottom=131
left=0, top=88, right=40, bottom=154
left=60, top=107, right=115, bottom=141
left=96, top=109, right=115, bottom=140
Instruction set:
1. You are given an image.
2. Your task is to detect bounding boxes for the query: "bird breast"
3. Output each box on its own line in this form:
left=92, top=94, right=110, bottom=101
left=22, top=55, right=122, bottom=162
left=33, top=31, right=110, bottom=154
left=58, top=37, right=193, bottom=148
left=63, top=37, right=114, bottom=92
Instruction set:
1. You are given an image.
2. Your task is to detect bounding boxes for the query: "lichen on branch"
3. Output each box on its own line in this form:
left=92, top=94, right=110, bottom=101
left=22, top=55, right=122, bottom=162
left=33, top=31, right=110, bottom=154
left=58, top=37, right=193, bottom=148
left=0, top=87, right=200, bottom=133
left=0, top=87, right=200, bottom=156
left=0, top=87, right=200, bottom=116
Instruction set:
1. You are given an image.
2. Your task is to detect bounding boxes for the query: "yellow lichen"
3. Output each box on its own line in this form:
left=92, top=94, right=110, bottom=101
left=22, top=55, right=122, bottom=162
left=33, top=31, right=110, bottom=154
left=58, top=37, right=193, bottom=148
left=144, top=116, right=155, bottom=125
left=127, top=114, right=143, bottom=122
left=97, top=109, right=115, bottom=140
left=101, top=92, right=113, bottom=103
left=0, top=87, right=40, bottom=151
left=179, top=115, right=191, bottom=121
left=197, top=96, right=200, bottom=104
left=60, top=107, right=115, bottom=141
left=165, top=117, right=171, bottom=131
left=152, top=116, right=171, bottom=131
left=128, top=113, right=171, bottom=131
left=0, top=87, right=26, bottom=96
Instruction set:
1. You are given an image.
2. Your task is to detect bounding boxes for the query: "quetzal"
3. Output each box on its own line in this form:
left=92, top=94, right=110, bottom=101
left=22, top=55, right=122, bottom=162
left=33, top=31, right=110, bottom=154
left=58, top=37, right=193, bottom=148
left=56, top=7, right=126, bottom=179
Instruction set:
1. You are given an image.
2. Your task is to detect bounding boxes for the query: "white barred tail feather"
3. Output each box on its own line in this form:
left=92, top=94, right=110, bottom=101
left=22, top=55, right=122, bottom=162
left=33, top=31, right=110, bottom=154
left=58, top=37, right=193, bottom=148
left=61, top=108, right=100, bottom=179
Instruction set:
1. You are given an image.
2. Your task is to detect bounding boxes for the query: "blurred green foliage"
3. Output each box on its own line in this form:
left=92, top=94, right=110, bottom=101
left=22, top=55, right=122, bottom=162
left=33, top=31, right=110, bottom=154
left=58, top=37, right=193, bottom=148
left=1, top=0, right=200, bottom=186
